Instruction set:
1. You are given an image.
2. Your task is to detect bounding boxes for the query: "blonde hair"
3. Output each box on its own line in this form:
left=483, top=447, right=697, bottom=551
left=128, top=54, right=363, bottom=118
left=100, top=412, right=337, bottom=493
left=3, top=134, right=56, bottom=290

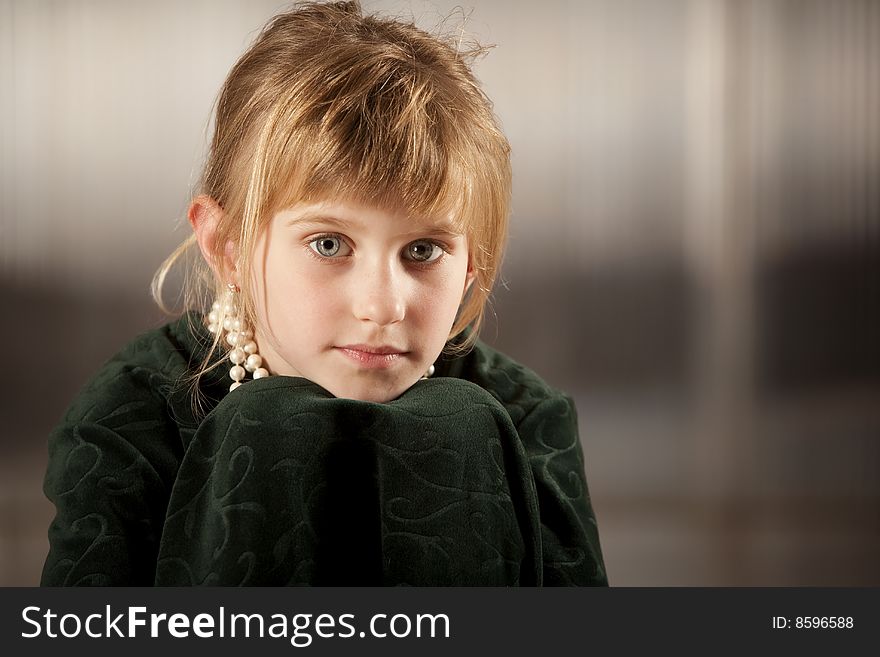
left=153, top=0, right=511, bottom=394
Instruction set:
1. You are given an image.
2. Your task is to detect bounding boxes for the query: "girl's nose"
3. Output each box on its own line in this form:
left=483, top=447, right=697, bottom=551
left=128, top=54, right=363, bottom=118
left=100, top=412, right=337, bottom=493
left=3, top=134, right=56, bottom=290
left=351, top=261, right=406, bottom=326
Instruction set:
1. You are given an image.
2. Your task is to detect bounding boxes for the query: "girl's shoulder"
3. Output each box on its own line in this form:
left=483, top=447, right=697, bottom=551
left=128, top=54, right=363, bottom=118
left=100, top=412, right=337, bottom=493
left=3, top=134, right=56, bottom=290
left=58, top=313, right=212, bottom=429
left=438, top=337, right=572, bottom=427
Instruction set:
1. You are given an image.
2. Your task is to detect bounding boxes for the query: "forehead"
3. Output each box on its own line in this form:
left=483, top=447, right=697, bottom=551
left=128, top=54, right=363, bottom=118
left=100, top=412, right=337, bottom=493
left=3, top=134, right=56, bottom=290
left=275, top=199, right=464, bottom=236
left=267, top=159, right=475, bottom=236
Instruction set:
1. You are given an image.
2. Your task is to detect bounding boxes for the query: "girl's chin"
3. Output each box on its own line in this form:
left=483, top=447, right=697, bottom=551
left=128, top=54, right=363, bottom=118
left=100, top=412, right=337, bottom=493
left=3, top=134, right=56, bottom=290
left=323, top=377, right=420, bottom=404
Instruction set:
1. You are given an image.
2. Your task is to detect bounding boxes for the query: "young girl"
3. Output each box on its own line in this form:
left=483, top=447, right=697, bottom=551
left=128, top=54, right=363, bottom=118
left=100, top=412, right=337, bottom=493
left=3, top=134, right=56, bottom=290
left=41, top=0, right=607, bottom=586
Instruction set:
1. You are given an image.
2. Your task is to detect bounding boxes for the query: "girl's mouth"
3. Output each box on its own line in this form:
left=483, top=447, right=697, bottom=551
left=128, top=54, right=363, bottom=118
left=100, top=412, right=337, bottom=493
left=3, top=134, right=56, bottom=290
left=335, top=346, right=406, bottom=368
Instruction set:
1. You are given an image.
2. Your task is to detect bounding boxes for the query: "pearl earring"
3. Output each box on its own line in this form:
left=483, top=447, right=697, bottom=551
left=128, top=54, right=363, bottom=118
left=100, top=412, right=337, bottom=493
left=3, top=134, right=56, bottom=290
left=206, top=284, right=269, bottom=392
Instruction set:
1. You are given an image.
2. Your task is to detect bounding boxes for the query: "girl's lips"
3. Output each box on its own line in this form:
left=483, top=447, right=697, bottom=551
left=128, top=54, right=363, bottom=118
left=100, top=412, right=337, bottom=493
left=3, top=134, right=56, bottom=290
left=335, top=346, right=406, bottom=368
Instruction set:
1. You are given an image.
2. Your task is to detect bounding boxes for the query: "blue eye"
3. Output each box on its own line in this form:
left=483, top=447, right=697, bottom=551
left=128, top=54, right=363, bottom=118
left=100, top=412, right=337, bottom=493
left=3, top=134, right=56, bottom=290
left=309, top=235, right=346, bottom=257
left=405, top=240, right=443, bottom=263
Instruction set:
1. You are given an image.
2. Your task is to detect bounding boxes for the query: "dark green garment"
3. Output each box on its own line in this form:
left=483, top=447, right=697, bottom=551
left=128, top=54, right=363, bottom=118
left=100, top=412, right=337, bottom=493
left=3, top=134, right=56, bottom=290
left=42, top=313, right=607, bottom=586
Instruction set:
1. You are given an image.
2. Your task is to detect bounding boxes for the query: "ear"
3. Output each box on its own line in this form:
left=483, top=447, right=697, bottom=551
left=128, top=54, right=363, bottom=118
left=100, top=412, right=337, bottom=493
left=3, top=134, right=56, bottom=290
left=189, top=194, right=238, bottom=285
left=462, top=259, right=476, bottom=297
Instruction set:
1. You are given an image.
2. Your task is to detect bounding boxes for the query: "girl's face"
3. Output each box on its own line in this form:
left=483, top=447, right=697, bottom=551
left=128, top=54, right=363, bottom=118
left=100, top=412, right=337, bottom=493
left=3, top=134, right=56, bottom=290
left=248, top=199, right=474, bottom=403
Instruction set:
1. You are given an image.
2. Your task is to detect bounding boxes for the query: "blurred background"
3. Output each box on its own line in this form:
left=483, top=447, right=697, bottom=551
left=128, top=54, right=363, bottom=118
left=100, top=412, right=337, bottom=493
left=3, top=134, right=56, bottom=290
left=1, top=0, right=878, bottom=586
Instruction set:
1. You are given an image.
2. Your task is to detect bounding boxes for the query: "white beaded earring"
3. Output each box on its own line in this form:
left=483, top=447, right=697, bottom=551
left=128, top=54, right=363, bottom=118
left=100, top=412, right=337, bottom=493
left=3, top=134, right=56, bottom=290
left=206, top=284, right=270, bottom=392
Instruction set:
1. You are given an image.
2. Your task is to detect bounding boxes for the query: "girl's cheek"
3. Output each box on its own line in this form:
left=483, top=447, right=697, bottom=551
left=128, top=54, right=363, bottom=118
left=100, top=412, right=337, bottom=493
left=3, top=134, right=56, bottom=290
left=285, top=255, right=326, bottom=284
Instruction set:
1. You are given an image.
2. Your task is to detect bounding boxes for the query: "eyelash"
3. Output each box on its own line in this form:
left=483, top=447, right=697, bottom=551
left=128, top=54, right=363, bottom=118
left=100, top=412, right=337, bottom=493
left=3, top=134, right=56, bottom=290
left=305, top=233, right=449, bottom=267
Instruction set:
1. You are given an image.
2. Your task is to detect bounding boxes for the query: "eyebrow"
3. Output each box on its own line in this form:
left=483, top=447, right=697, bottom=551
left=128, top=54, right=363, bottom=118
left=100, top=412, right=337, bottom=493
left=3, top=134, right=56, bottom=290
left=286, top=212, right=463, bottom=238
left=285, top=213, right=355, bottom=229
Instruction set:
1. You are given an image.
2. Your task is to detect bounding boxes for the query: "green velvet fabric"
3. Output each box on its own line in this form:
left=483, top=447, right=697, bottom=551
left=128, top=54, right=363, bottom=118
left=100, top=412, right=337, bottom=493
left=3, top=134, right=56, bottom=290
left=42, top=313, right=607, bottom=586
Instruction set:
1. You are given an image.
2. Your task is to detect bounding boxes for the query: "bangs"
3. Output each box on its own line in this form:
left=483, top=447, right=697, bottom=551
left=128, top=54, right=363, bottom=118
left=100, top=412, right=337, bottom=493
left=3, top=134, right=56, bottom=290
left=261, top=52, right=493, bottom=233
